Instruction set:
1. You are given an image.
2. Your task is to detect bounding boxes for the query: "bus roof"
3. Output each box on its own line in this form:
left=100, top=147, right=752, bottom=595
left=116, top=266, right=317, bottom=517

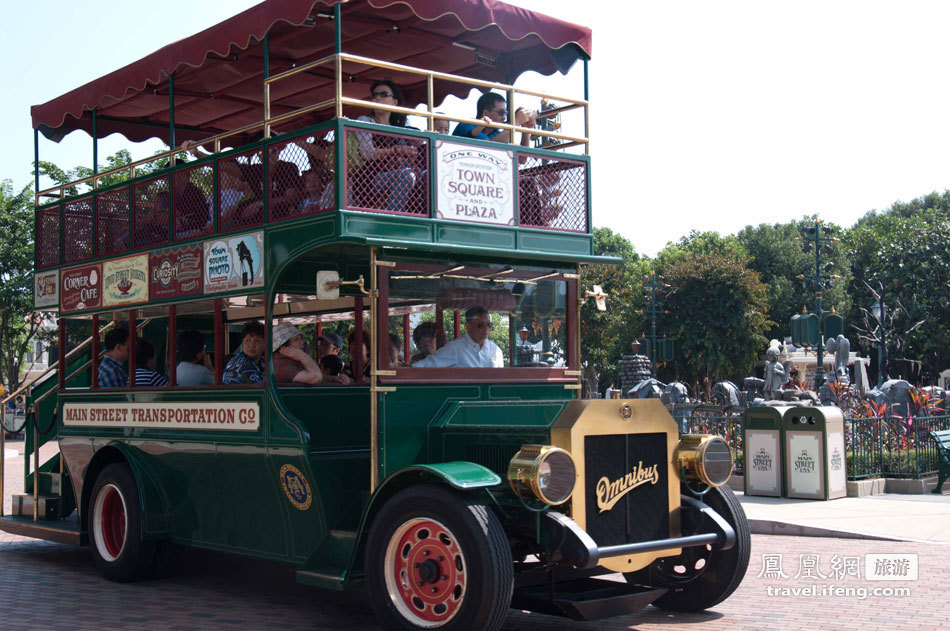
left=31, top=0, right=592, bottom=145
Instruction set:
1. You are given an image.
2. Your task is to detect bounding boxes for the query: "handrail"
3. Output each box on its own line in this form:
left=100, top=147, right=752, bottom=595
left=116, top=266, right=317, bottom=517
left=36, top=52, right=589, bottom=204
left=4, top=317, right=153, bottom=521
left=1, top=319, right=120, bottom=407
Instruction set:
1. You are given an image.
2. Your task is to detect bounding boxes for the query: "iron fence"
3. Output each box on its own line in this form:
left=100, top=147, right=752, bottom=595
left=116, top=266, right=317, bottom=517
left=676, top=408, right=950, bottom=481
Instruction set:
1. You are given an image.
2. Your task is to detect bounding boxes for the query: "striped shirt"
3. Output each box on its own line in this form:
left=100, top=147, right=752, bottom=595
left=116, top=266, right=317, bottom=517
left=134, top=367, right=169, bottom=387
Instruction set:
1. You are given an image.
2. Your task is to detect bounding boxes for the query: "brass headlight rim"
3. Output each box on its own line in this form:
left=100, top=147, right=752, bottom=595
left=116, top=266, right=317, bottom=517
left=676, top=434, right=733, bottom=488
left=508, top=444, right=577, bottom=506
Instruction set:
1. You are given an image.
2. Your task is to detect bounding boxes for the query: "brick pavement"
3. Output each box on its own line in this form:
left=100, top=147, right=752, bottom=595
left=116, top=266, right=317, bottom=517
left=0, top=534, right=946, bottom=631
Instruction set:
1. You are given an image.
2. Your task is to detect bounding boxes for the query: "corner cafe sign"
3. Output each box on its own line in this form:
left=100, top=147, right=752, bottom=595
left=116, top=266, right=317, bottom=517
left=63, top=402, right=259, bottom=431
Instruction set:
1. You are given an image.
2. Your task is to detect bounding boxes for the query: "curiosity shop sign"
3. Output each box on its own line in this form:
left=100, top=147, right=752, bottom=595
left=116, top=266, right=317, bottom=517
left=435, top=140, right=513, bottom=226
left=62, top=402, right=260, bottom=431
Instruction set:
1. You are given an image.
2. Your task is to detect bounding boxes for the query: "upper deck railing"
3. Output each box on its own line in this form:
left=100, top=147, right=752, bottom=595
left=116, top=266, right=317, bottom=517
left=33, top=54, right=591, bottom=272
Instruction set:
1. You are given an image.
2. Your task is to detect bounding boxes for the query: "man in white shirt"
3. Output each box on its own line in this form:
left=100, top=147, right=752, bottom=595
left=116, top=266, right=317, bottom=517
left=413, top=306, right=503, bottom=368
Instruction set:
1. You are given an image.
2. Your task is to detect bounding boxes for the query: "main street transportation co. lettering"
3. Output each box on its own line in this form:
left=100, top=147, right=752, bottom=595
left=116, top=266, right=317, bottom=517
left=63, top=402, right=260, bottom=431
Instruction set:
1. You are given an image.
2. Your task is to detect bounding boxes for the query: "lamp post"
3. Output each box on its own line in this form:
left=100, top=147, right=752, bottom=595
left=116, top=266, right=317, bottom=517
left=870, top=297, right=887, bottom=387
left=795, top=219, right=840, bottom=389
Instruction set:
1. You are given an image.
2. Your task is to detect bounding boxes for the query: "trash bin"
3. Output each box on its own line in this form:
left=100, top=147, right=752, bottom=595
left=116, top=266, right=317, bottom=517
left=782, top=406, right=847, bottom=500
left=743, top=406, right=791, bottom=497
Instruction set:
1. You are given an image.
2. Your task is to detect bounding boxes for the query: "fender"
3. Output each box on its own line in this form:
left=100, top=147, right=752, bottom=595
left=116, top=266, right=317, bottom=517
left=82, top=442, right=170, bottom=539
left=345, top=461, right=502, bottom=581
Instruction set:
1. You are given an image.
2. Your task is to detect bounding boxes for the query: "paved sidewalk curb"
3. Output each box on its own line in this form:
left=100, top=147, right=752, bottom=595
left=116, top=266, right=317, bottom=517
left=748, top=518, right=902, bottom=541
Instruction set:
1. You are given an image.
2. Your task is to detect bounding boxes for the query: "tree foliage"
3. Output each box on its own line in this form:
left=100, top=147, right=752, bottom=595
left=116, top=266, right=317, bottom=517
left=0, top=180, right=45, bottom=390
left=737, top=218, right=852, bottom=341
left=659, top=250, right=769, bottom=388
left=580, top=228, right=649, bottom=393
left=844, top=203, right=950, bottom=382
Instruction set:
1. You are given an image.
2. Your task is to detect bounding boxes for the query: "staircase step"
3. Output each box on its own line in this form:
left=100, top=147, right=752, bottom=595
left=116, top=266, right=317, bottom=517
left=12, top=493, right=62, bottom=520
left=38, top=472, right=63, bottom=495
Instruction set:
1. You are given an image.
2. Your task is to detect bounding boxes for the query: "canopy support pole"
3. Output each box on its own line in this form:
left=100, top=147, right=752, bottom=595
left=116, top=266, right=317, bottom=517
left=263, top=34, right=271, bottom=138
left=33, top=129, right=39, bottom=196
left=334, top=3, right=342, bottom=54
left=92, top=108, right=98, bottom=176
left=168, top=75, right=176, bottom=165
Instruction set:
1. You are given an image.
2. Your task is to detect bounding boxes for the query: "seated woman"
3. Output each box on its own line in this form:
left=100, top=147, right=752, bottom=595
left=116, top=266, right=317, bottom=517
left=387, top=333, right=408, bottom=368
left=272, top=322, right=323, bottom=385
left=410, top=321, right=445, bottom=364
left=351, top=80, right=418, bottom=212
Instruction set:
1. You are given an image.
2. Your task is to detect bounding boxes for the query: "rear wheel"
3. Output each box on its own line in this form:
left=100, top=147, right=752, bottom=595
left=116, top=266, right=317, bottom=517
left=365, top=485, right=513, bottom=631
left=89, top=463, right=156, bottom=582
left=625, top=485, right=750, bottom=611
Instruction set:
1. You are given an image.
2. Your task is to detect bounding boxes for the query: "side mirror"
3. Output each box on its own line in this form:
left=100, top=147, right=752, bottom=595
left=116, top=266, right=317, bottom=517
left=317, top=270, right=340, bottom=300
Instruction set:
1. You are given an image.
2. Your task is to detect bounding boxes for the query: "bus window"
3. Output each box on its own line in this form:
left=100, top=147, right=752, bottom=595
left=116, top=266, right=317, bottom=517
left=385, top=263, right=570, bottom=374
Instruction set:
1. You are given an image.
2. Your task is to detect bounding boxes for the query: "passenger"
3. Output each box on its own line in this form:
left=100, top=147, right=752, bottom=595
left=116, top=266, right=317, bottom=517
left=387, top=332, right=407, bottom=368
left=320, top=354, right=345, bottom=378
left=352, top=80, right=418, bottom=211
left=316, top=332, right=344, bottom=361
left=218, top=160, right=263, bottom=229
left=97, top=327, right=130, bottom=388
left=452, top=92, right=537, bottom=145
left=176, top=330, right=214, bottom=386
left=298, top=170, right=332, bottom=213
left=343, top=329, right=372, bottom=381
left=413, top=306, right=503, bottom=368
left=134, top=339, right=169, bottom=387
left=222, top=321, right=266, bottom=385
left=433, top=114, right=450, bottom=135
left=271, top=322, right=323, bottom=386
left=410, top=321, right=440, bottom=364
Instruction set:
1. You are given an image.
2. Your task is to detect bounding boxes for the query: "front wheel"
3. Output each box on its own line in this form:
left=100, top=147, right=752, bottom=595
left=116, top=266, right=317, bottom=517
left=625, top=485, right=750, bottom=612
left=365, top=485, right=513, bottom=631
left=89, top=463, right=156, bottom=582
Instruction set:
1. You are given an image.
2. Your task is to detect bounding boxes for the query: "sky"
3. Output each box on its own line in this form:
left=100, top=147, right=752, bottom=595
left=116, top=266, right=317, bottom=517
left=4, top=1, right=950, bottom=256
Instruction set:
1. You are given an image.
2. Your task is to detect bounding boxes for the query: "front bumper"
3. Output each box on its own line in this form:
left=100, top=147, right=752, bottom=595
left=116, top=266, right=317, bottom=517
left=544, top=494, right=736, bottom=570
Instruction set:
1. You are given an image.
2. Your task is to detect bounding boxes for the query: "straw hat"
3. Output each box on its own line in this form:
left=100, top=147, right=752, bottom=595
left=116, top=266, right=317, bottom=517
left=272, top=322, right=303, bottom=351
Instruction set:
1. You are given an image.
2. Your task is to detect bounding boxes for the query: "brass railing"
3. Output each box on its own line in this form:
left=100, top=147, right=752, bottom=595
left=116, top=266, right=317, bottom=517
left=36, top=53, right=589, bottom=206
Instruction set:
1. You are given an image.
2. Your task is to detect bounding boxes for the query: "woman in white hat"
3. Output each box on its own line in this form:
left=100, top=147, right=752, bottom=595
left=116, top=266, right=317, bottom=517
left=272, top=322, right=323, bottom=385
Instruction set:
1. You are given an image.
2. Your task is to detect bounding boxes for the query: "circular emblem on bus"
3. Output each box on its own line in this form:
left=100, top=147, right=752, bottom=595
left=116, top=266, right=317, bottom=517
left=279, top=464, right=312, bottom=511
left=619, top=404, right=633, bottom=421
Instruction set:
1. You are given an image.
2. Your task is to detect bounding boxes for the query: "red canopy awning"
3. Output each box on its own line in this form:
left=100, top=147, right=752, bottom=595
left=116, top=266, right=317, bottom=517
left=31, top=0, right=592, bottom=144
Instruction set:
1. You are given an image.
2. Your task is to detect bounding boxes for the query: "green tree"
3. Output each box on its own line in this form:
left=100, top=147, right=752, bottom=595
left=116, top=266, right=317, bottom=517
left=737, top=219, right=851, bottom=341
left=844, top=203, right=950, bottom=382
left=580, top=227, right=649, bottom=394
left=659, top=251, right=769, bottom=389
left=0, top=180, right=46, bottom=391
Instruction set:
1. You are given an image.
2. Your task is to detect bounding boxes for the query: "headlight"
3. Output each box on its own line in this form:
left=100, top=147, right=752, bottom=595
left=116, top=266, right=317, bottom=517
left=508, top=445, right=576, bottom=505
left=676, top=434, right=733, bottom=487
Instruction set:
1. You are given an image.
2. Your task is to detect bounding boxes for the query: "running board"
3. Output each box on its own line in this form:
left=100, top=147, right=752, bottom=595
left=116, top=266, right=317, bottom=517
left=0, top=513, right=87, bottom=546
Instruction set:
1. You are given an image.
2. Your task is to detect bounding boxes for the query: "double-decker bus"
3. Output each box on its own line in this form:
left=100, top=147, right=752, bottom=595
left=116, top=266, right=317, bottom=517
left=3, top=2, right=749, bottom=629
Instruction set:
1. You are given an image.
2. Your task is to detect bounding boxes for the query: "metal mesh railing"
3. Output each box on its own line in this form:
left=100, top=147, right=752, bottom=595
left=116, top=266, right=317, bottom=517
left=268, top=132, right=337, bottom=221
left=35, top=206, right=61, bottom=269
left=173, top=165, right=214, bottom=240
left=218, top=150, right=265, bottom=232
left=133, top=176, right=170, bottom=249
left=96, top=187, right=130, bottom=257
left=518, top=155, right=587, bottom=232
left=344, top=127, right=428, bottom=215
left=62, top=199, right=94, bottom=263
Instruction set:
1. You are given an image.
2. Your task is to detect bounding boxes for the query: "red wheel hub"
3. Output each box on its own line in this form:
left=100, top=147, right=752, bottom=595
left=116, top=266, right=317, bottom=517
left=390, top=519, right=465, bottom=625
left=100, top=486, right=127, bottom=559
